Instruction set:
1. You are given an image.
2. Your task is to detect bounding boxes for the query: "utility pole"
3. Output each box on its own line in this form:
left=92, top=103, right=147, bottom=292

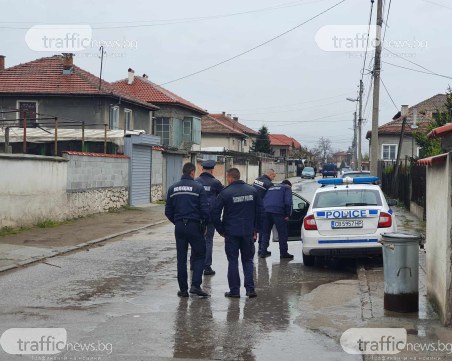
left=358, top=79, right=363, bottom=170
left=370, top=0, right=383, bottom=176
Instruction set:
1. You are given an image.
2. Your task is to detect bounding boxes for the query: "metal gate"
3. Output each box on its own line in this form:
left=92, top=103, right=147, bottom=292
left=165, top=153, right=183, bottom=192
left=124, top=134, right=160, bottom=206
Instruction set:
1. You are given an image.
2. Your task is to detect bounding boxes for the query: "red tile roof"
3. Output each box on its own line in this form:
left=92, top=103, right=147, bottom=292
left=0, top=55, right=158, bottom=110
left=269, top=134, right=301, bottom=148
left=367, top=94, right=448, bottom=138
left=208, top=113, right=258, bottom=136
left=417, top=153, right=448, bottom=166
left=112, top=76, right=207, bottom=115
left=202, top=114, right=246, bottom=136
left=63, top=151, right=129, bottom=159
left=428, top=123, right=452, bottom=139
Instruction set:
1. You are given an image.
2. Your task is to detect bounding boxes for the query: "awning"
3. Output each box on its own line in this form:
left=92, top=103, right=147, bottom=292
left=417, top=153, right=448, bottom=166
left=427, top=123, right=452, bottom=139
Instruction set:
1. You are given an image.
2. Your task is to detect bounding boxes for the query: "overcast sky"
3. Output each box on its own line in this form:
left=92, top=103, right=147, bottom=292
left=2, top=0, right=451, bottom=153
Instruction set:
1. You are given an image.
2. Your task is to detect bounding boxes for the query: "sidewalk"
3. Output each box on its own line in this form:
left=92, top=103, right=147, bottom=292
left=0, top=204, right=168, bottom=273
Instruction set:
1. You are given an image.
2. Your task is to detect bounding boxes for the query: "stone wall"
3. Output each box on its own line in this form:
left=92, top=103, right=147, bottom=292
left=151, top=149, right=164, bottom=201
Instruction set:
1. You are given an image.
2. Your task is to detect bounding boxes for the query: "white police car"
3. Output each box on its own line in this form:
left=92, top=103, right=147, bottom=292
left=301, top=176, right=397, bottom=266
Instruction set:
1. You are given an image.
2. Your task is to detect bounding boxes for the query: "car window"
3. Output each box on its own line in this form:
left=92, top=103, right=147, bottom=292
left=313, top=189, right=382, bottom=208
left=292, top=194, right=307, bottom=209
left=342, top=172, right=371, bottom=178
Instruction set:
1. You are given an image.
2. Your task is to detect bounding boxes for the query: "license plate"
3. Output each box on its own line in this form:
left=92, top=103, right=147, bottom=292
left=331, top=220, right=363, bottom=229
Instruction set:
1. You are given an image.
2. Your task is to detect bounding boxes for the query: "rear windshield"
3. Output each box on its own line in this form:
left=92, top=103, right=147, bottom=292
left=313, top=189, right=382, bottom=208
left=304, top=167, right=314, bottom=172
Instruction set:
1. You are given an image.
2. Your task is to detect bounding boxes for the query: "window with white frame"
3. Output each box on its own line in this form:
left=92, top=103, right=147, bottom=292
left=381, top=144, right=397, bottom=160
left=416, top=147, right=422, bottom=158
left=183, top=118, right=192, bottom=136
left=154, top=117, right=170, bottom=145
left=109, top=106, right=119, bottom=130
left=124, top=109, right=133, bottom=130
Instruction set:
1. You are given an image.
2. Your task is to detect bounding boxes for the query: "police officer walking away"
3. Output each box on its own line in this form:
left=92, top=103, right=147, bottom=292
left=253, top=169, right=276, bottom=257
left=212, top=168, right=262, bottom=298
left=260, top=180, right=294, bottom=259
left=165, top=162, right=210, bottom=298
left=195, top=160, right=224, bottom=276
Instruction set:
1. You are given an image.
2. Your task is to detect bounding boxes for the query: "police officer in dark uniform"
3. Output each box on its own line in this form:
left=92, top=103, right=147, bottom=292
left=165, top=162, right=210, bottom=298
left=253, top=169, right=276, bottom=257
left=212, top=168, right=263, bottom=298
left=260, top=179, right=294, bottom=259
left=195, top=160, right=224, bottom=276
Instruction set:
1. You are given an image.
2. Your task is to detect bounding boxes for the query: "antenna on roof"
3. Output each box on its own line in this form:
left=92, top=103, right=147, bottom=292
left=99, top=46, right=105, bottom=90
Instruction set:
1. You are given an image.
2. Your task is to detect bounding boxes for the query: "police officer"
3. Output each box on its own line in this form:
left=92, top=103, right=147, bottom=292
left=260, top=179, right=294, bottom=259
left=253, top=169, right=276, bottom=257
left=212, top=168, right=263, bottom=298
left=195, top=160, right=224, bottom=276
left=165, top=162, right=210, bottom=298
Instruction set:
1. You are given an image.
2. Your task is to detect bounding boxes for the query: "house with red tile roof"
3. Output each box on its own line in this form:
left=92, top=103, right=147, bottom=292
left=0, top=54, right=159, bottom=144
left=113, top=71, right=207, bottom=151
left=366, top=94, right=447, bottom=161
left=201, top=113, right=257, bottom=152
left=268, top=134, right=301, bottom=158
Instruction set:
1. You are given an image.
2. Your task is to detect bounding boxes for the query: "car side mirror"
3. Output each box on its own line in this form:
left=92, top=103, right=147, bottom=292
left=387, top=199, right=397, bottom=207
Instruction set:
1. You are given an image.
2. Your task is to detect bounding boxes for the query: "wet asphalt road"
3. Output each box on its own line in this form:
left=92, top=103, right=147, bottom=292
left=0, top=177, right=363, bottom=361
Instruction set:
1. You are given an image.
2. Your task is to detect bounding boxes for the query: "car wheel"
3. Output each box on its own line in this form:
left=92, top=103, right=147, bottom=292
left=302, top=253, right=315, bottom=266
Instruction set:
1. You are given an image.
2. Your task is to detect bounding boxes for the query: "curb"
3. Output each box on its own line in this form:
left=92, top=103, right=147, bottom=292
left=0, top=219, right=168, bottom=274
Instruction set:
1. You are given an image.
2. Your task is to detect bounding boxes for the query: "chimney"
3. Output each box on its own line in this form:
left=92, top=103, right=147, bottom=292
left=412, top=107, right=418, bottom=129
left=222, top=111, right=226, bottom=116
left=401, top=105, right=409, bottom=117
left=128, top=68, right=135, bottom=84
left=233, top=116, right=238, bottom=121
left=62, top=53, right=73, bottom=74
left=0, top=55, right=4, bottom=71
left=227, top=113, right=231, bottom=118
left=142, top=73, right=148, bottom=79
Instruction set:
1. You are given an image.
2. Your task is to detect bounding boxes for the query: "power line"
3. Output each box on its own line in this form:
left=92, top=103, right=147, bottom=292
left=360, top=0, right=375, bottom=84
left=241, top=111, right=352, bottom=123
left=382, top=0, right=392, bottom=43
left=382, top=60, right=452, bottom=80
left=0, top=0, right=332, bottom=29
left=159, top=0, right=347, bottom=85
left=421, top=0, right=452, bottom=10
left=380, top=77, right=398, bottom=111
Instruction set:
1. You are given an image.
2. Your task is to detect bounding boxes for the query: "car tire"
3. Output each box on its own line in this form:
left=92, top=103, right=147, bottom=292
left=302, top=253, right=315, bottom=267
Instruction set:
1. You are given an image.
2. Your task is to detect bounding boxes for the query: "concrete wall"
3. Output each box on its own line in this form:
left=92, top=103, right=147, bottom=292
left=0, top=154, right=68, bottom=228
left=425, top=153, right=452, bottom=325
left=377, top=134, right=419, bottom=160
left=201, top=134, right=251, bottom=153
left=0, top=152, right=130, bottom=229
left=151, top=149, right=164, bottom=201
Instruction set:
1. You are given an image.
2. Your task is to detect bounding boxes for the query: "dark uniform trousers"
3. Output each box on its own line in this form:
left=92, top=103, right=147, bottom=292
left=175, top=220, right=206, bottom=291
left=225, top=235, right=255, bottom=295
left=261, top=213, right=289, bottom=255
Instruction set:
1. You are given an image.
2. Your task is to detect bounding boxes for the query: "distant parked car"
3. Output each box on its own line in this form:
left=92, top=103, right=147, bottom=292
left=322, top=163, right=338, bottom=178
left=340, top=167, right=352, bottom=175
left=341, top=171, right=371, bottom=179
left=301, top=167, right=316, bottom=179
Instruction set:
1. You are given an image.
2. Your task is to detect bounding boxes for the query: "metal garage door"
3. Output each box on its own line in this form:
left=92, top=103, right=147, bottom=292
left=166, top=154, right=183, bottom=191
left=130, top=145, right=151, bottom=206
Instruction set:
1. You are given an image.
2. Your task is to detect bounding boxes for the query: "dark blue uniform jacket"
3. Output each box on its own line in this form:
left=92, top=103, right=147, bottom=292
left=212, top=180, right=263, bottom=237
left=253, top=175, right=274, bottom=200
left=195, top=172, right=224, bottom=211
left=263, top=184, right=292, bottom=217
left=165, top=175, right=209, bottom=224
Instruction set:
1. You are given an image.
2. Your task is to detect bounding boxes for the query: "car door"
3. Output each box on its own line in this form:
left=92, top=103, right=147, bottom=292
left=288, top=193, right=309, bottom=240
left=272, top=192, right=309, bottom=242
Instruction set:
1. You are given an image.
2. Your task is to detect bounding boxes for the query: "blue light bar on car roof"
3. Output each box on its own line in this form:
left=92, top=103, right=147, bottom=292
left=318, top=176, right=380, bottom=185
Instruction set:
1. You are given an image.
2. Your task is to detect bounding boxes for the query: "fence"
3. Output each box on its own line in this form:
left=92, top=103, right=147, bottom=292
left=379, top=160, right=426, bottom=219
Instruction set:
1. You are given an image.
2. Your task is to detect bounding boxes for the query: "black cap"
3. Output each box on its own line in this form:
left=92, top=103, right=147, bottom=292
left=282, top=179, right=292, bottom=187
left=201, top=160, right=216, bottom=169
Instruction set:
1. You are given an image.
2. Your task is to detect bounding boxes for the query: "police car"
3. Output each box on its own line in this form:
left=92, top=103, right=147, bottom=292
left=301, top=176, right=397, bottom=266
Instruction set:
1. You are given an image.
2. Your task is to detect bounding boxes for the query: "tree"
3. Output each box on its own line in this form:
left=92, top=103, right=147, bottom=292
left=251, top=126, right=273, bottom=154
left=313, top=137, right=332, bottom=163
left=413, top=87, right=452, bottom=158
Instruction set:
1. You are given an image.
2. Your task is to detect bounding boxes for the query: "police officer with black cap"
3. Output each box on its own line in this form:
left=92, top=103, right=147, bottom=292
left=212, top=168, right=263, bottom=298
left=165, top=162, right=210, bottom=298
left=195, top=159, right=224, bottom=276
